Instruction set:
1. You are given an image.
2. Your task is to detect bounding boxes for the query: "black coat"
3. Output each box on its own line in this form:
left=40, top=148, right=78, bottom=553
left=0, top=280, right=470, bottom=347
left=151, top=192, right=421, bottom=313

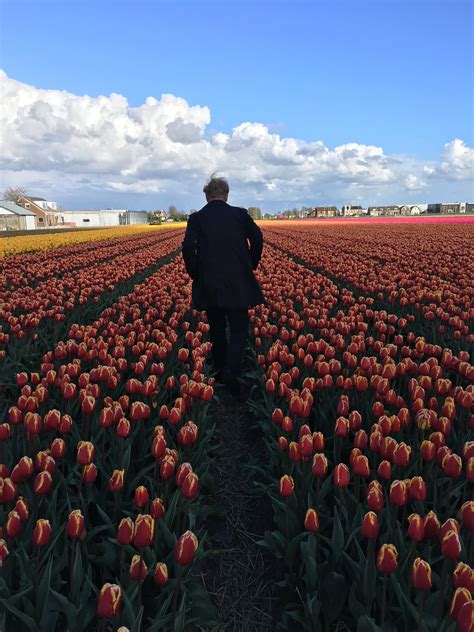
left=182, top=200, right=265, bottom=310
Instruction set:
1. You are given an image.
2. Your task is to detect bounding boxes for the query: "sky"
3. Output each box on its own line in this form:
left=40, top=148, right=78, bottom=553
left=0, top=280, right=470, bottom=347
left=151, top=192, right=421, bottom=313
left=0, top=0, right=473, bottom=211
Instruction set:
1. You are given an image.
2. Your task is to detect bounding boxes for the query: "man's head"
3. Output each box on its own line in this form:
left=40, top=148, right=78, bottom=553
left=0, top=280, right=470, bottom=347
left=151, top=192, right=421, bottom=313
left=203, top=175, right=229, bottom=202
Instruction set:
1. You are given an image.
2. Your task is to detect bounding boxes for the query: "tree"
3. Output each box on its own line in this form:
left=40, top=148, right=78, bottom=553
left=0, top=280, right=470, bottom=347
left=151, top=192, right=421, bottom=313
left=248, top=206, right=262, bottom=220
left=4, top=186, right=28, bottom=204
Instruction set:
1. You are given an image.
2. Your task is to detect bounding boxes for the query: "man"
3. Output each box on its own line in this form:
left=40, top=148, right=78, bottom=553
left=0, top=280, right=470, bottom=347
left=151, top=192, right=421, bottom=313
left=182, top=175, right=264, bottom=397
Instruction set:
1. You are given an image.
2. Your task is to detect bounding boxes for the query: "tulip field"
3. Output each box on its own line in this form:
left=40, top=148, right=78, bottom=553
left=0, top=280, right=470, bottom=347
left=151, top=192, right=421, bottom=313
left=0, top=219, right=473, bottom=632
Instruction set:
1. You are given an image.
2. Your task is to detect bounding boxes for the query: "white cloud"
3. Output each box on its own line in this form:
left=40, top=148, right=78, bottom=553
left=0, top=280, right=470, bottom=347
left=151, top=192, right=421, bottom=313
left=435, top=139, right=474, bottom=181
left=0, top=70, right=472, bottom=209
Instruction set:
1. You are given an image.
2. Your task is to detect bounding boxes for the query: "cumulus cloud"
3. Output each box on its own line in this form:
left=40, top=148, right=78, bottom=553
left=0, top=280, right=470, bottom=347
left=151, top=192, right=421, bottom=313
left=0, top=70, right=472, bottom=208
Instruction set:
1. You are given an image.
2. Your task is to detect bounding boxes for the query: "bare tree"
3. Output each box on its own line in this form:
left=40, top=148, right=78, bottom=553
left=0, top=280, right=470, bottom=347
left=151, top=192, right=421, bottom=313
left=4, top=186, right=28, bottom=204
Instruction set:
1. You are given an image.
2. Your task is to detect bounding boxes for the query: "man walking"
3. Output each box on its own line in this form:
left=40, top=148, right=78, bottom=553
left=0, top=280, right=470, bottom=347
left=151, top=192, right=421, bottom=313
left=182, top=175, right=264, bottom=397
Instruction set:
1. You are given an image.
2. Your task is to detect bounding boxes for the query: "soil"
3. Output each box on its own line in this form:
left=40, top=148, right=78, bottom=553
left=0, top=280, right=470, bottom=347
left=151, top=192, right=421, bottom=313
left=200, top=383, right=279, bottom=632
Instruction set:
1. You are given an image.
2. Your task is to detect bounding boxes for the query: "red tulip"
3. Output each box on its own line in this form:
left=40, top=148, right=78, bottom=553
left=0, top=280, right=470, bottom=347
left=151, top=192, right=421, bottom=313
left=130, top=555, right=147, bottom=580
left=459, top=501, right=474, bottom=532
left=389, top=480, right=407, bottom=506
left=174, top=530, right=198, bottom=565
left=441, top=530, right=462, bottom=560
left=279, top=475, right=294, bottom=497
left=304, top=508, right=319, bottom=532
left=376, top=544, right=398, bottom=573
left=77, top=441, right=95, bottom=466
left=134, top=486, right=149, bottom=509
left=117, top=517, right=134, bottom=545
left=66, top=510, right=85, bottom=539
left=411, top=558, right=432, bottom=590
left=154, top=562, right=169, bottom=586
left=181, top=473, right=199, bottom=500
left=457, top=600, right=474, bottom=632
left=407, top=513, right=425, bottom=542
left=333, top=463, right=350, bottom=488
left=453, top=562, right=474, bottom=594
left=423, top=511, right=440, bottom=539
left=150, top=498, right=166, bottom=520
left=33, top=471, right=52, bottom=496
left=109, top=469, right=125, bottom=492
left=450, top=588, right=471, bottom=620
left=133, top=514, right=154, bottom=548
left=97, top=583, right=122, bottom=618
left=32, top=519, right=52, bottom=547
left=361, top=511, right=379, bottom=539
left=0, top=539, right=9, bottom=567
left=6, top=510, right=22, bottom=538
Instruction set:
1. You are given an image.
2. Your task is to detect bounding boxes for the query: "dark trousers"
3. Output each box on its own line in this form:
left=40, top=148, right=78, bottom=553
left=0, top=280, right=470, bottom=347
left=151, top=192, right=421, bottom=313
left=206, top=307, right=249, bottom=381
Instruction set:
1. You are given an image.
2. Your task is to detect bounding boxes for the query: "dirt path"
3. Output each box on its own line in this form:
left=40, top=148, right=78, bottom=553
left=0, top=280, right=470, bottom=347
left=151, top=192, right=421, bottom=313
left=201, top=385, right=278, bottom=632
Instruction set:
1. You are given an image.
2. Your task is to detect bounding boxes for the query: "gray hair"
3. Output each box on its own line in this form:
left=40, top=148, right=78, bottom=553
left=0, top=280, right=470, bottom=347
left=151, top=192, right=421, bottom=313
left=203, top=174, right=229, bottom=199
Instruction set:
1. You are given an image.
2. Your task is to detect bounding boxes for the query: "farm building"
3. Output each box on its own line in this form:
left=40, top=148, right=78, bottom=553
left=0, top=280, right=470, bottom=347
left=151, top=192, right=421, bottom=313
left=57, top=209, right=148, bottom=227
left=0, top=200, right=37, bottom=231
left=16, top=196, right=59, bottom=227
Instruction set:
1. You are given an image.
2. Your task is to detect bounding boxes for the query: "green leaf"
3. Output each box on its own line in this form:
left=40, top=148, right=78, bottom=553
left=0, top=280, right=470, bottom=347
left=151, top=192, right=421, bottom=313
left=357, top=615, right=382, bottom=632
left=38, top=555, right=54, bottom=614
left=130, top=606, right=145, bottom=632
left=187, top=581, right=219, bottom=628
left=49, top=589, right=79, bottom=629
left=320, top=571, right=347, bottom=624
left=331, top=506, right=345, bottom=564
left=0, top=598, right=37, bottom=631
left=363, top=539, right=376, bottom=612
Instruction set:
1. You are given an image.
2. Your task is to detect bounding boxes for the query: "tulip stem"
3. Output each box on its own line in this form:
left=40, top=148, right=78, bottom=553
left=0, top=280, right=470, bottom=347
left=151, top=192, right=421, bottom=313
left=417, top=591, right=424, bottom=632
left=172, top=565, right=183, bottom=625
left=380, top=573, right=388, bottom=628
left=437, top=558, right=449, bottom=621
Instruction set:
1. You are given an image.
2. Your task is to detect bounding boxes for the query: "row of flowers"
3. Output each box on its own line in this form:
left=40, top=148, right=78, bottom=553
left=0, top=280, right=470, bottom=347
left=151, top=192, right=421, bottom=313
left=1, top=244, right=220, bottom=631
left=248, top=231, right=473, bottom=631
left=0, top=223, right=184, bottom=258
left=263, top=224, right=473, bottom=348
left=0, top=229, right=183, bottom=359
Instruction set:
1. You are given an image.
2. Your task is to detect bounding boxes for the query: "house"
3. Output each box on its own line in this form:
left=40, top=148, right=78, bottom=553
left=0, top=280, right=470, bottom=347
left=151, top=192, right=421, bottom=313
left=308, top=206, right=337, bottom=218
left=341, top=205, right=367, bottom=217
left=427, top=203, right=467, bottom=214
left=368, top=206, right=401, bottom=216
left=16, top=196, right=59, bottom=228
left=0, top=200, right=37, bottom=231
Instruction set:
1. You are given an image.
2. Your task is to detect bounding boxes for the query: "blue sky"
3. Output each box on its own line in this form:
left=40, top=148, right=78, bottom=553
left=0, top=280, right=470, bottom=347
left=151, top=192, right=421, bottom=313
left=0, top=0, right=472, bottom=210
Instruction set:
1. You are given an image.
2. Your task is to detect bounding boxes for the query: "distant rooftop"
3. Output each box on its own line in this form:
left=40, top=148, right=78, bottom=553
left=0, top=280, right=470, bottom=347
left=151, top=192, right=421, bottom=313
left=0, top=200, right=37, bottom=216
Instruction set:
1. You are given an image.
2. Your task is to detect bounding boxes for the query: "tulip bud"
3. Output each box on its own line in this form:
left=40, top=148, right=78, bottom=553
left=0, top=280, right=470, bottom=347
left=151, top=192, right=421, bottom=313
left=11, top=456, right=34, bottom=483
left=50, top=438, right=66, bottom=459
left=389, top=480, right=407, bottom=506
left=14, top=497, right=29, bottom=522
left=334, top=416, right=349, bottom=437
left=312, top=453, right=328, bottom=477
left=116, top=417, right=131, bottom=438
left=174, top=530, right=198, bottom=565
left=393, top=442, right=411, bottom=468
left=443, top=453, right=463, bottom=478
left=367, top=486, right=384, bottom=513
left=411, top=558, right=432, bottom=590
left=6, top=510, right=22, bottom=538
left=407, top=513, right=425, bottom=542
left=409, top=476, right=426, bottom=501
left=354, top=430, right=368, bottom=450
left=353, top=455, right=370, bottom=478
left=453, top=562, right=474, bottom=594
left=134, top=486, right=149, bottom=509
left=32, top=519, right=52, bottom=546
left=77, top=441, right=95, bottom=466
left=181, top=473, right=199, bottom=500
left=130, top=555, right=147, bottom=581
left=66, top=509, right=85, bottom=539
left=439, top=518, right=460, bottom=542
left=333, top=463, right=350, bottom=488
left=150, top=498, right=165, bottom=520
left=82, top=463, right=98, bottom=484
left=456, top=599, right=474, bottom=632
left=423, top=511, right=440, bottom=539
left=304, top=509, right=319, bottom=532
left=97, top=583, right=122, bottom=618
left=33, top=471, right=52, bottom=496
left=117, top=517, right=134, bottom=545
left=459, top=501, right=474, bottom=532
left=312, top=432, right=325, bottom=451
left=109, top=469, right=125, bottom=493
left=361, top=511, right=379, bottom=539
left=376, top=543, right=398, bottom=573
left=450, top=587, right=471, bottom=621
left=420, top=440, right=436, bottom=462
left=133, top=514, right=154, bottom=548
left=377, top=460, right=391, bottom=481
left=154, top=562, right=169, bottom=586
left=279, top=475, right=294, bottom=497
left=0, top=539, right=9, bottom=567
left=441, top=530, right=462, bottom=560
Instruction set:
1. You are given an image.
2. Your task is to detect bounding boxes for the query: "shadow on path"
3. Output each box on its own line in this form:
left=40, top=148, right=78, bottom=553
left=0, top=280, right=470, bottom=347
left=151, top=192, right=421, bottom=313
left=201, top=385, right=278, bottom=632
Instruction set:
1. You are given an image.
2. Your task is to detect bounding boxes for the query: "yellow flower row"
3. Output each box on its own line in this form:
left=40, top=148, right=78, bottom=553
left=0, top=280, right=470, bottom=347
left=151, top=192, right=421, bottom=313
left=0, top=223, right=187, bottom=258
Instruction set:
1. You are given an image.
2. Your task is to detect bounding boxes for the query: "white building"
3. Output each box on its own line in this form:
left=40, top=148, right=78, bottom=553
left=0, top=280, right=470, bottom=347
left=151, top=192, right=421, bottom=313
left=57, top=209, right=148, bottom=227
left=0, top=200, right=37, bottom=230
